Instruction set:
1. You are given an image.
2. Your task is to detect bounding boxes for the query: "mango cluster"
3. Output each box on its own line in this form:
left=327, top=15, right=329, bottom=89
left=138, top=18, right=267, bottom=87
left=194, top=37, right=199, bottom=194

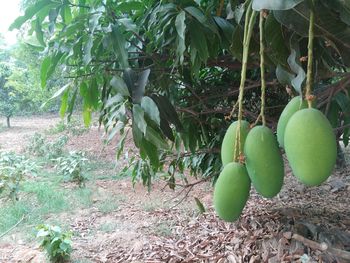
left=214, top=120, right=284, bottom=222
left=214, top=96, right=337, bottom=222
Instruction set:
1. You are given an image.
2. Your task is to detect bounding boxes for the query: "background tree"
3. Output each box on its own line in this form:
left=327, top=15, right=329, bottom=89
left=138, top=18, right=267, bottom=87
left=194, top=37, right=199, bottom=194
left=0, top=33, right=61, bottom=127
left=10, top=0, right=350, bottom=186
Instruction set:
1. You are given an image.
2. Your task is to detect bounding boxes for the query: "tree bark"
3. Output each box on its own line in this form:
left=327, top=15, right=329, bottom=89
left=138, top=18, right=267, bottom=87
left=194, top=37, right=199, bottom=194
left=6, top=116, right=10, bottom=128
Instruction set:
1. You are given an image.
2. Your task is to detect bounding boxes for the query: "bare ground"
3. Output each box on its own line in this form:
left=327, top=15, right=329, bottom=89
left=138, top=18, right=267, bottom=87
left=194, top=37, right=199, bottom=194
left=0, top=115, right=349, bottom=263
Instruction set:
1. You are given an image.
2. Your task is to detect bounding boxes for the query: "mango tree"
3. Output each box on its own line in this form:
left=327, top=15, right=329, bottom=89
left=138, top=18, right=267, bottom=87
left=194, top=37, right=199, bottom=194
left=11, top=0, right=350, bottom=188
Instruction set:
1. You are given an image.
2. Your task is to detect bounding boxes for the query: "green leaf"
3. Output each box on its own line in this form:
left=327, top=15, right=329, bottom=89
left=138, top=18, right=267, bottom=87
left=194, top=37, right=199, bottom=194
left=141, top=96, right=160, bottom=126
left=150, top=95, right=183, bottom=131
left=133, top=104, right=147, bottom=135
left=123, top=68, right=137, bottom=95
left=35, top=18, right=45, bottom=47
left=9, top=0, right=57, bottom=30
left=145, top=126, right=168, bottom=149
left=60, top=90, right=69, bottom=118
left=110, top=76, right=130, bottom=96
left=175, top=11, right=186, bottom=64
left=117, top=1, right=144, bottom=12
left=111, top=25, right=129, bottom=69
left=264, top=14, right=289, bottom=67
left=61, top=5, right=72, bottom=24
left=334, top=92, right=350, bottom=117
left=46, top=52, right=64, bottom=86
left=213, top=16, right=235, bottom=43
left=189, top=21, right=209, bottom=62
left=194, top=197, right=206, bottom=213
left=184, top=6, right=218, bottom=35
left=90, top=78, right=99, bottom=110
left=40, top=56, right=51, bottom=88
left=42, top=83, right=71, bottom=108
left=67, top=87, right=78, bottom=121
left=230, top=25, right=244, bottom=61
left=83, top=35, right=94, bottom=65
left=253, top=0, right=304, bottom=11
left=82, top=107, right=92, bottom=126
left=133, top=69, right=150, bottom=103
left=141, top=139, right=159, bottom=168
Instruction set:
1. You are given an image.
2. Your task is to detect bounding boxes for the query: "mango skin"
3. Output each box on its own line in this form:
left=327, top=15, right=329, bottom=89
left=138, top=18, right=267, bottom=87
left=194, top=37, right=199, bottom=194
left=277, top=96, right=308, bottom=148
left=244, top=126, right=284, bottom=198
left=221, top=121, right=250, bottom=166
left=213, top=162, right=251, bottom=222
left=284, top=108, right=337, bottom=186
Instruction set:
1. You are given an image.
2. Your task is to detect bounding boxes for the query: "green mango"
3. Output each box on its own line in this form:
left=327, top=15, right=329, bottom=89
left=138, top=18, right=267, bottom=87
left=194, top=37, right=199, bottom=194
left=213, top=162, right=251, bottom=222
left=284, top=108, right=337, bottom=186
left=221, top=120, right=250, bottom=166
left=277, top=96, right=308, bottom=148
left=244, top=126, right=284, bottom=198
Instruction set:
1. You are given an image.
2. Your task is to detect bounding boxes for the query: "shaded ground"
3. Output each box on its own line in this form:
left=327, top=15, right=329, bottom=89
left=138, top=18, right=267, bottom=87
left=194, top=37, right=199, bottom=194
left=0, top=115, right=349, bottom=263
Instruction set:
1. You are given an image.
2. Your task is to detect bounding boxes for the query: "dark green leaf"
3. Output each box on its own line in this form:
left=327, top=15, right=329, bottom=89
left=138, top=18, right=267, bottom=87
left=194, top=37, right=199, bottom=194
left=110, top=75, right=130, bottom=96
left=83, top=35, right=94, bottom=65
left=141, top=139, right=159, bottom=168
left=117, top=1, right=143, bottom=12
left=141, top=96, right=160, bottom=125
left=111, top=25, right=129, bottom=68
left=175, top=11, right=186, bottom=64
left=264, top=14, right=289, bottom=67
left=253, top=0, right=304, bottom=11
left=133, top=104, right=147, bottom=135
left=150, top=95, right=183, bottom=131
left=145, top=126, right=168, bottom=149
left=334, top=92, right=350, bottom=117
left=133, top=69, right=150, bottom=103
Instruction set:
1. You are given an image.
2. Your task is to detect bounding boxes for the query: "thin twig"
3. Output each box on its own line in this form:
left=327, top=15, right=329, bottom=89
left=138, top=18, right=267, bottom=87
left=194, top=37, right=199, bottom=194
left=0, top=215, right=25, bottom=239
left=292, top=234, right=350, bottom=261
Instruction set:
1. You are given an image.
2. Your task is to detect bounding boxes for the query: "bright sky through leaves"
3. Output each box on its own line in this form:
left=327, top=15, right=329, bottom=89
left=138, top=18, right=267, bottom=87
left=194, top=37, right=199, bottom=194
left=0, top=0, right=21, bottom=45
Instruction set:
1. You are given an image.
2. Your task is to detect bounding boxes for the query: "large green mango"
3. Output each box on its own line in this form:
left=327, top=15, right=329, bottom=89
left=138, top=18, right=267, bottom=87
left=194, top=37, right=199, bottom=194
left=277, top=96, right=308, bottom=148
left=221, top=120, right=250, bottom=166
left=244, top=126, right=284, bottom=198
left=213, top=162, right=251, bottom=222
left=284, top=108, right=337, bottom=186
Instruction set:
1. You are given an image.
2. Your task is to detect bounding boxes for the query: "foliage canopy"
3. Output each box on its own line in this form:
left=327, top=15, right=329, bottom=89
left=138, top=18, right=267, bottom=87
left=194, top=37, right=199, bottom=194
left=12, top=0, right=350, bottom=187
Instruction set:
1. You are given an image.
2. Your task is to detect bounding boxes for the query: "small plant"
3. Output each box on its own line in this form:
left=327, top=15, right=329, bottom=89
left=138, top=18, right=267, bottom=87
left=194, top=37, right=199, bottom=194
left=47, top=118, right=89, bottom=136
left=27, top=133, right=68, bottom=159
left=36, top=224, right=73, bottom=263
left=27, top=133, right=46, bottom=156
left=54, top=151, right=88, bottom=187
left=0, top=151, right=39, bottom=200
left=47, top=135, right=69, bottom=159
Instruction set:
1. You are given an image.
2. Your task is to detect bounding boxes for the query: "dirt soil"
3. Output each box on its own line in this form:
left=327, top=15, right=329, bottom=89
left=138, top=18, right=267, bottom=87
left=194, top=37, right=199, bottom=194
left=0, top=115, right=349, bottom=263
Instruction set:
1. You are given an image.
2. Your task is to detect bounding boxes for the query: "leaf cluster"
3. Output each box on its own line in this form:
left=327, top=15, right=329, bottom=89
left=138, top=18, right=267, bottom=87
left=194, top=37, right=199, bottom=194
left=36, top=224, right=73, bottom=263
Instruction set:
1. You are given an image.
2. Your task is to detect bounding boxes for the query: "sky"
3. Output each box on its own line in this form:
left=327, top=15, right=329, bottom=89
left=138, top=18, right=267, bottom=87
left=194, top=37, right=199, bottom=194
left=0, top=0, right=22, bottom=45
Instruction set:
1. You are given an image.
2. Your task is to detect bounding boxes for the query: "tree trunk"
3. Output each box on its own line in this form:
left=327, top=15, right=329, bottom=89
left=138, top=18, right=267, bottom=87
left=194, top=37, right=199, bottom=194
left=6, top=116, right=10, bottom=128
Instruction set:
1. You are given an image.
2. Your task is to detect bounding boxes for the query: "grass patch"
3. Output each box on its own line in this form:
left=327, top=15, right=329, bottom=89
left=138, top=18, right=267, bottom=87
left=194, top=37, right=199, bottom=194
left=0, top=201, right=30, bottom=234
left=72, top=188, right=93, bottom=208
left=97, top=199, right=119, bottom=214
